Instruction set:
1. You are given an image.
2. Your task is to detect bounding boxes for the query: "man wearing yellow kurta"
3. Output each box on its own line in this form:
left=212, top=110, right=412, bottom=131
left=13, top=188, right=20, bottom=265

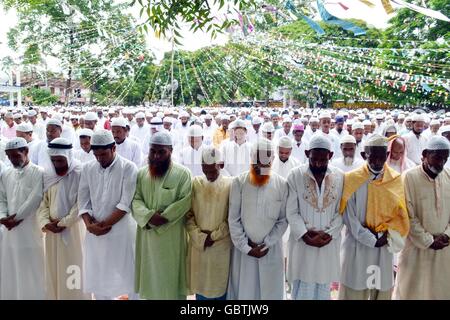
left=38, top=138, right=89, bottom=300
left=338, top=134, right=410, bottom=300
left=186, top=147, right=232, bottom=300
left=132, top=132, right=192, bottom=300
left=212, top=115, right=230, bottom=148
left=394, top=136, right=450, bottom=299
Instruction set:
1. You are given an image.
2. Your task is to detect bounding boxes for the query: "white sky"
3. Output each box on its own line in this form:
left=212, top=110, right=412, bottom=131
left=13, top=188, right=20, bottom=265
left=0, top=0, right=396, bottom=80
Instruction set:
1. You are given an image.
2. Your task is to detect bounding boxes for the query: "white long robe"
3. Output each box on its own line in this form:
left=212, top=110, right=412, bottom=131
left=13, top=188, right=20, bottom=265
left=331, top=157, right=365, bottom=173
left=221, top=141, right=252, bottom=177
left=227, top=171, right=288, bottom=300
left=115, top=138, right=143, bottom=169
left=403, top=131, right=428, bottom=165
left=286, top=164, right=344, bottom=284
left=0, top=162, right=45, bottom=299
left=291, top=139, right=309, bottom=164
left=340, top=173, right=396, bottom=292
left=272, top=156, right=300, bottom=180
left=78, top=155, right=138, bottom=297
left=178, top=145, right=203, bottom=177
left=32, top=140, right=53, bottom=170
left=74, top=149, right=96, bottom=165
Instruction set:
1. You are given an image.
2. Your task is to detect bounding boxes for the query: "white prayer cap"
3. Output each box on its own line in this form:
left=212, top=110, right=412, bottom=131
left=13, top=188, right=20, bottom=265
left=412, top=113, right=426, bottom=122
left=318, top=112, right=331, bottom=120
left=12, top=113, right=22, bottom=119
left=91, top=130, right=115, bottom=147
left=204, top=114, right=213, bottom=120
left=180, top=110, right=190, bottom=118
left=84, top=112, right=98, bottom=121
left=398, top=113, right=405, bottom=120
left=426, top=135, right=450, bottom=151
left=150, top=116, right=163, bottom=127
left=70, top=114, right=79, bottom=120
left=252, top=117, right=262, bottom=125
left=40, top=107, right=49, bottom=113
left=234, top=119, right=247, bottom=129
left=352, top=122, right=364, bottom=130
left=163, top=117, right=173, bottom=124
left=440, top=125, right=450, bottom=134
left=48, top=138, right=73, bottom=162
left=135, top=112, right=145, bottom=119
left=78, top=128, right=94, bottom=138
left=376, top=114, right=384, bottom=120
left=282, top=116, right=292, bottom=123
left=362, top=120, right=372, bottom=126
left=111, top=117, right=128, bottom=128
left=156, top=112, right=164, bottom=119
left=187, top=124, right=203, bottom=137
left=341, top=135, right=356, bottom=144
left=278, top=136, right=293, bottom=149
left=5, top=137, right=28, bottom=151
left=309, top=117, right=319, bottom=123
left=346, top=119, right=354, bottom=125
left=308, top=134, right=332, bottom=151
left=221, top=114, right=230, bottom=121
left=261, top=122, right=275, bottom=133
left=52, top=113, right=64, bottom=122
left=150, top=131, right=173, bottom=146
left=365, top=134, right=388, bottom=148
left=201, top=146, right=222, bottom=165
left=430, top=119, right=440, bottom=126
left=28, top=110, right=37, bottom=117
left=253, top=138, right=274, bottom=152
left=47, top=119, right=63, bottom=128
left=358, top=114, right=366, bottom=121
left=16, top=122, right=33, bottom=133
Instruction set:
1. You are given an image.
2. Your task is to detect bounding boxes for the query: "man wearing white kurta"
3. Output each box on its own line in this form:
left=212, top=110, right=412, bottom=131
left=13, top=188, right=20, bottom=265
left=130, top=112, right=150, bottom=144
left=74, top=129, right=96, bottom=164
left=272, top=137, right=300, bottom=179
left=0, top=137, right=45, bottom=299
left=37, top=138, right=89, bottom=300
left=178, top=125, right=204, bottom=177
left=15, top=122, right=40, bottom=164
left=221, top=119, right=252, bottom=177
left=291, top=124, right=309, bottom=164
left=286, top=135, right=344, bottom=300
left=78, top=130, right=138, bottom=300
left=111, top=117, right=143, bottom=169
left=331, top=135, right=365, bottom=173
left=404, top=114, right=428, bottom=165
left=227, top=138, right=288, bottom=300
left=32, top=119, right=64, bottom=170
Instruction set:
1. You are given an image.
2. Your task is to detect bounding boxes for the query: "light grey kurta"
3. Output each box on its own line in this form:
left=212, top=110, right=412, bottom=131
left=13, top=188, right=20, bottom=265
left=340, top=173, right=395, bottom=292
left=227, top=171, right=288, bottom=300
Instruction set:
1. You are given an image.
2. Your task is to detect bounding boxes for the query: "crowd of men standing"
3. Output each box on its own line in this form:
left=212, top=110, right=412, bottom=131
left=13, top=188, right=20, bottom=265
left=0, top=104, right=449, bottom=300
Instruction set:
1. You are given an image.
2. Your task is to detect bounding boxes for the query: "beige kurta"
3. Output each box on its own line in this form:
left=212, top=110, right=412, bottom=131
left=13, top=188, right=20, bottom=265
left=37, top=183, right=89, bottom=300
left=393, top=166, right=450, bottom=299
left=186, top=175, right=232, bottom=298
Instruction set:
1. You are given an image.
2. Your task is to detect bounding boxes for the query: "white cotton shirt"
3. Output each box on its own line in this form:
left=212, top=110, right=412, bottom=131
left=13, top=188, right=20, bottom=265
left=403, top=131, right=428, bottom=165
left=178, top=145, right=203, bottom=177
left=331, top=157, right=365, bottom=173
left=115, top=138, right=144, bottom=169
left=272, top=156, right=300, bottom=180
left=78, top=155, right=138, bottom=297
left=221, top=140, right=252, bottom=177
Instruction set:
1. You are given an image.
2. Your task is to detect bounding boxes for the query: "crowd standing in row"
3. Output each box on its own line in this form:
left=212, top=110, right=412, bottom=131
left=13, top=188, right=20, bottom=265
left=0, top=105, right=449, bottom=300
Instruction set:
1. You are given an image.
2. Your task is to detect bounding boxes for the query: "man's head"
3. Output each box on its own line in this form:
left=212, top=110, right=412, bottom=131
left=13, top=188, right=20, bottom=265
left=79, top=129, right=93, bottom=154
left=389, top=137, right=406, bottom=162
left=16, top=123, right=33, bottom=143
left=352, top=123, right=364, bottom=143
left=204, top=114, right=213, bottom=127
left=292, top=124, right=305, bottom=142
left=441, top=126, right=450, bottom=143
left=340, top=135, right=357, bottom=160
left=40, top=110, right=48, bottom=120
left=201, top=147, right=222, bottom=183
left=84, top=112, right=98, bottom=130
left=277, top=136, right=293, bottom=162
left=250, top=138, right=274, bottom=186
left=335, top=116, right=345, bottom=131
left=111, top=118, right=128, bottom=144
left=364, top=135, right=388, bottom=173
left=163, top=117, right=172, bottom=131
left=422, top=136, right=450, bottom=176
left=148, top=132, right=173, bottom=178
left=91, top=130, right=116, bottom=168
left=306, top=135, right=333, bottom=175
left=430, top=120, right=440, bottom=134
left=309, top=118, right=320, bottom=132
left=221, top=115, right=230, bottom=131
left=233, top=120, right=247, bottom=144
left=28, top=110, right=38, bottom=125
left=261, top=122, right=275, bottom=141
left=319, top=113, right=331, bottom=134
left=48, top=138, right=73, bottom=176
left=13, top=113, right=22, bottom=125
left=135, top=112, right=146, bottom=127
left=5, top=138, right=29, bottom=169
left=70, top=116, right=79, bottom=128
left=4, top=112, right=13, bottom=127
left=46, top=119, right=63, bottom=142
left=180, top=111, right=190, bottom=126
left=412, top=114, right=426, bottom=135
left=383, top=125, right=397, bottom=138
left=188, top=125, right=203, bottom=150
left=282, top=117, right=292, bottom=134
left=363, top=120, right=372, bottom=135
left=252, top=117, right=262, bottom=133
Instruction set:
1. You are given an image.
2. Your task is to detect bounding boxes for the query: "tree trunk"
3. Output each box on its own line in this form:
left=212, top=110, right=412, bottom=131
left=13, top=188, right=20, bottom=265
left=65, top=28, right=74, bottom=107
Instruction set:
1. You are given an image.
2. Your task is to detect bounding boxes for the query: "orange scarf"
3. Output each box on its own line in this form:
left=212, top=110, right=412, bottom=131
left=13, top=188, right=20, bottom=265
left=339, top=163, right=409, bottom=236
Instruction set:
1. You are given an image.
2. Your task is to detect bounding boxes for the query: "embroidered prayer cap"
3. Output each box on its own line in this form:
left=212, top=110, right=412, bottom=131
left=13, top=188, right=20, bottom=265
left=233, top=119, right=247, bottom=129
left=365, top=134, right=388, bottom=148
left=47, top=119, right=63, bottom=128
left=135, top=112, right=145, bottom=119
left=308, top=134, right=332, bottom=151
left=91, top=129, right=115, bottom=147
left=5, top=137, right=28, bottom=151
left=111, top=117, right=128, bottom=128
left=150, top=131, right=173, bottom=146
left=278, top=136, right=293, bottom=149
left=252, top=117, right=262, bottom=125
left=201, top=146, right=222, bottom=165
left=426, top=135, right=450, bottom=151
left=84, top=112, right=98, bottom=121
left=78, top=128, right=94, bottom=138
left=352, top=122, right=364, bottom=131
left=187, top=124, right=203, bottom=137
left=16, top=122, right=33, bottom=133
left=340, top=135, right=356, bottom=145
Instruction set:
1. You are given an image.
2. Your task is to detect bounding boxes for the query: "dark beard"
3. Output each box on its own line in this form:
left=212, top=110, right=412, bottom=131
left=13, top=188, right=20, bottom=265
left=310, top=165, right=327, bottom=175
left=148, top=158, right=171, bottom=177
left=412, top=129, right=422, bottom=136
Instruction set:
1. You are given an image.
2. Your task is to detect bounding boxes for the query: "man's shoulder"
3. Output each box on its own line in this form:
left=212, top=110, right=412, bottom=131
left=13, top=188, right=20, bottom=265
left=171, top=161, right=192, bottom=178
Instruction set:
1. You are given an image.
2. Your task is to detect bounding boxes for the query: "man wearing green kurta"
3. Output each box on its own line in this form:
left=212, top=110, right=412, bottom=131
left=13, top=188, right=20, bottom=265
left=132, top=132, right=192, bottom=299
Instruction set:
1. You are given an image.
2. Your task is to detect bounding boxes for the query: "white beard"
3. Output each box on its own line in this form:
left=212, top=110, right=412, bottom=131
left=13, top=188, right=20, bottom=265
left=343, top=157, right=354, bottom=166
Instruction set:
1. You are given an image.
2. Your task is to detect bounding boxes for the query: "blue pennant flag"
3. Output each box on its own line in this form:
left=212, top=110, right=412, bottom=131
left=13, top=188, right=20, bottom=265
left=285, top=0, right=325, bottom=36
left=316, top=0, right=366, bottom=36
